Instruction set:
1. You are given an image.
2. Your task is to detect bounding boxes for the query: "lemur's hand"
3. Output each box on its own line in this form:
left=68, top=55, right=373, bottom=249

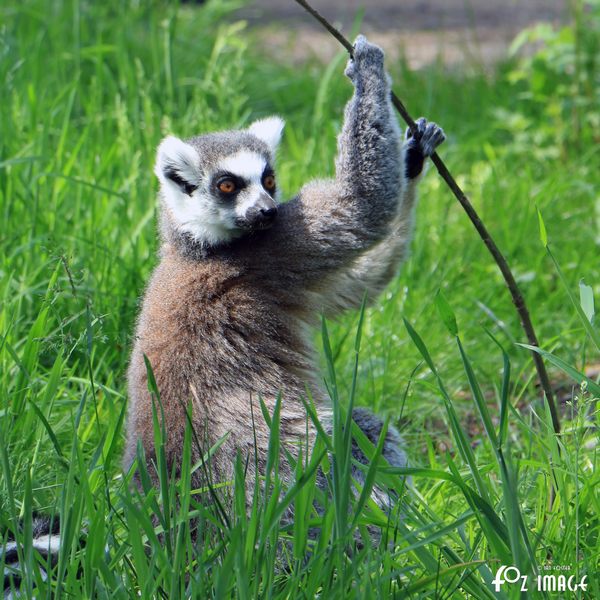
left=344, top=35, right=385, bottom=84
left=406, top=118, right=446, bottom=157
left=404, top=118, right=446, bottom=179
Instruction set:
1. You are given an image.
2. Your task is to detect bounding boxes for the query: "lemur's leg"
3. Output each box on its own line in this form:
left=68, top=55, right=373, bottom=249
left=350, top=409, right=408, bottom=544
left=321, top=119, right=445, bottom=316
left=318, top=408, right=407, bottom=513
left=351, top=407, right=407, bottom=471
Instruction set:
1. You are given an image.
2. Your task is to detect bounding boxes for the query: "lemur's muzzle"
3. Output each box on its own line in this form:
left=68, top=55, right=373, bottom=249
left=245, top=194, right=278, bottom=229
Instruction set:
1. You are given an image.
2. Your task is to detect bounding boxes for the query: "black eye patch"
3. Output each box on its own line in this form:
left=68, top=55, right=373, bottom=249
left=261, top=165, right=276, bottom=190
left=212, top=172, right=247, bottom=199
left=164, top=167, right=198, bottom=196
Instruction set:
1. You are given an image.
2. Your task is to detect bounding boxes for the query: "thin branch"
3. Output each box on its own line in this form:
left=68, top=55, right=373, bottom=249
left=292, top=0, right=560, bottom=434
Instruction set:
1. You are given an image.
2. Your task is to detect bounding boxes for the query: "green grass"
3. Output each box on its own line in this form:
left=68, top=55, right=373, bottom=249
left=1, top=0, right=599, bottom=597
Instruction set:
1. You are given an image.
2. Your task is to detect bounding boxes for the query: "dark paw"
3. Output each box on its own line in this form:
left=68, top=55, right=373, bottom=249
left=404, top=118, right=445, bottom=179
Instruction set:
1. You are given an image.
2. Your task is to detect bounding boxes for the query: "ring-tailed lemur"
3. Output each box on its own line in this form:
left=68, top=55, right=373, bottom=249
left=3, top=36, right=444, bottom=588
left=125, top=35, right=444, bottom=502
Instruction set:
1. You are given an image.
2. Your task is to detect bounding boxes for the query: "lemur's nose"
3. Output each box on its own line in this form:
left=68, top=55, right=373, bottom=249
left=260, top=207, right=278, bottom=220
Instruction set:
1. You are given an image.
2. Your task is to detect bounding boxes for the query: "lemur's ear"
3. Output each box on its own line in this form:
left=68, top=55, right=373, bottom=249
left=155, top=136, right=201, bottom=196
left=248, top=116, right=285, bottom=153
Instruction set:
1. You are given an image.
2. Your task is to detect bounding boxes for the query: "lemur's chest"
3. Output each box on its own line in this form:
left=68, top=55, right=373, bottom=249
left=143, top=257, right=311, bottom=383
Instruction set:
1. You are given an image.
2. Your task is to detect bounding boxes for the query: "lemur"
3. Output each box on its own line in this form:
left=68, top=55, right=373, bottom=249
left=3, top=37, right=444, bottom=592
left=125, top=35, right=444, bottom=507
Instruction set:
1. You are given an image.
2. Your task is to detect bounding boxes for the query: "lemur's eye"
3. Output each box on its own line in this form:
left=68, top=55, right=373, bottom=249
left=218, top=179, right=237, bottom=194
left=263, top=175, right=276, bottom=191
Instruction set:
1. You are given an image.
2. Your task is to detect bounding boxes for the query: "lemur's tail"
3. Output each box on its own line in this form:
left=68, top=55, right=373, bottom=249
left=2, top=514, right=61, bottom=598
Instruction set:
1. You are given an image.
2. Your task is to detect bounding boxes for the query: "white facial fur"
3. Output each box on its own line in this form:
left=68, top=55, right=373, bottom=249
left=155, top=117, right=285, bottom=246
left=155, top=137, right=238, bottom=246
left=220, top=150, right=266, bottom=180
left=219, top=150, right=276, bottom=218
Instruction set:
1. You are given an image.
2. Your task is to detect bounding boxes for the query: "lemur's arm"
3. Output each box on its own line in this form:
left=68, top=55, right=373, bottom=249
left=254, top=37, right=402, bottom=282
left=321, top=119, right=445, bottom=316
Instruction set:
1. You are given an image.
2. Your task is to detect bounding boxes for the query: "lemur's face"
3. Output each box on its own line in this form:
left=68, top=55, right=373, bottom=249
left=155, top=117, right=284, bottom=247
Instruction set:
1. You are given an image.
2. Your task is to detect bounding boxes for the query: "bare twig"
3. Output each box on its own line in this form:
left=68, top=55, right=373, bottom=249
left=293, top=0, right=560, bottom=434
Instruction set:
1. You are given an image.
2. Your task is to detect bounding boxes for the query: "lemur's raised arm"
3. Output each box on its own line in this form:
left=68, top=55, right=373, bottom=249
left=238, top=38, right=443, bottom=313
left=258, top=36, right=404, bottom=277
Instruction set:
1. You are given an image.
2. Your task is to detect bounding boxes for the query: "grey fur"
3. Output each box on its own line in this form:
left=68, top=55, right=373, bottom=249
left=342, top=408, right=408, bottom=514
left=126, top=36, right=444, bottom=517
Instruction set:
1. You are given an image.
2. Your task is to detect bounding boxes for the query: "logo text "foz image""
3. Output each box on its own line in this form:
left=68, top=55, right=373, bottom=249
left=492, top=566, right=588, bottom=592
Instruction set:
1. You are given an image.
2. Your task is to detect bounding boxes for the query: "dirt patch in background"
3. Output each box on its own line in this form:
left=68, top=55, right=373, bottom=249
left=234, top=0, right=568, bottom=67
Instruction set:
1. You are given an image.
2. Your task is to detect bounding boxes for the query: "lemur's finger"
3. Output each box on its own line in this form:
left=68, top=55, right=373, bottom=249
left=344, top=59, right=356, bottom=80
left=421, top=122, right=446, bottom=157
left=405, top=117, right=427, bottom=140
